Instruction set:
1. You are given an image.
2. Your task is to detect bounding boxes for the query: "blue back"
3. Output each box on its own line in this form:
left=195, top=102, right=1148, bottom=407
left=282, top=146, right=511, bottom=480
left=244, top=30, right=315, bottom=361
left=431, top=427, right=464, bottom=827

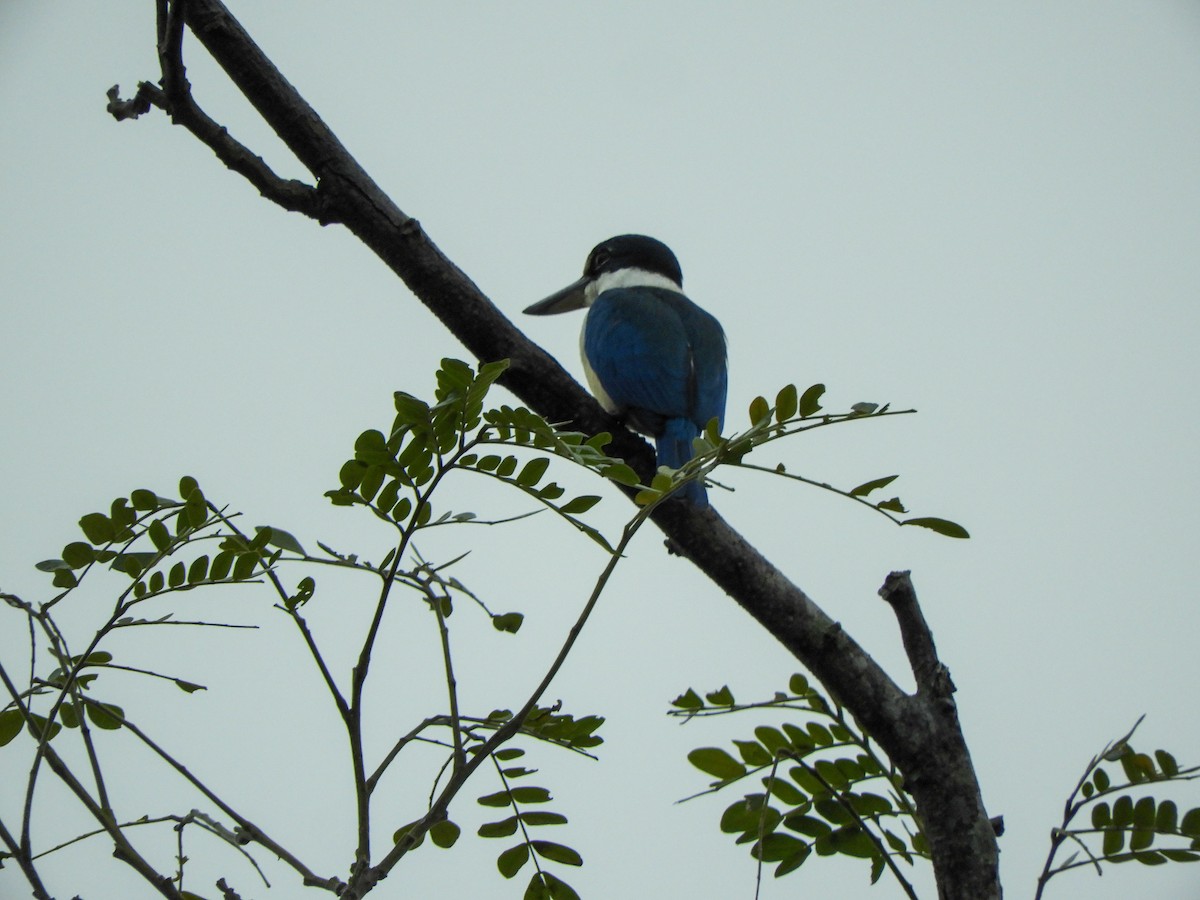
left=583, top=286, right=727, bottom=463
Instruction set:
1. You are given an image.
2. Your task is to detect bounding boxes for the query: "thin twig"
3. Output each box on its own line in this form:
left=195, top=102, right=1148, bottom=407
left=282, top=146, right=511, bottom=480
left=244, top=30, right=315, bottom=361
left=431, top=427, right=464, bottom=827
left=80, top=699, right=342, bottom=892
left=359, top=503, right=655, bottom=892
left=0, top=814, right=53, bottom=900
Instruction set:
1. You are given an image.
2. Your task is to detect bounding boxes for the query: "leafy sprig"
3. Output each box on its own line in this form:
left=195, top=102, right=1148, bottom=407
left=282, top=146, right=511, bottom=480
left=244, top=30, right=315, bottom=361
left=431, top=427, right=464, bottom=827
left=637, top=382, right=969, bottom=538
left=672, top=674, right=928, bottom=897
left=1035, top=716, right=1200, bottom=898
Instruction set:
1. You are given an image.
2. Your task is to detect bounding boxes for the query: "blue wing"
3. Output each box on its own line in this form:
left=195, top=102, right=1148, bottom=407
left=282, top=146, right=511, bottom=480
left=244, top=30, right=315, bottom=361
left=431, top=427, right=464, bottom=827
left=583, top=287, right=727, bottom=436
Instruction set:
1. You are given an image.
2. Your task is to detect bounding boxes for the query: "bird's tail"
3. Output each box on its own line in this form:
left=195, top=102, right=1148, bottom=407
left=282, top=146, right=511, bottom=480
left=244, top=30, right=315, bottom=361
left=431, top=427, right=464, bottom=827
left=657, top=417, right=707, bottom=506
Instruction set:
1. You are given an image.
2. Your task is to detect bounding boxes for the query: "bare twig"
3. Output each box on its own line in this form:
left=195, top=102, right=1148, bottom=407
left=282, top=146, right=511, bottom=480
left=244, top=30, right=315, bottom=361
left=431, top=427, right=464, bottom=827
left=878, top=571, right=954, bottom=699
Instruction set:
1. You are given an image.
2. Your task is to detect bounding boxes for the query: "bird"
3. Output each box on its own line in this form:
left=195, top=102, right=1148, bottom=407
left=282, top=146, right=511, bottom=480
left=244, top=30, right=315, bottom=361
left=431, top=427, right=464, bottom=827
left=524, top=234, right=727, bottom=505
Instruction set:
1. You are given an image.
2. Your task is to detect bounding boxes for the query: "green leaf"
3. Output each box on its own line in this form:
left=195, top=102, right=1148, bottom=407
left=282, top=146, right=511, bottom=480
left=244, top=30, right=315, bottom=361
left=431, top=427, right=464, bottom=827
left=391, top=497, right=412, bottom=522
left=259, top=526, right=306, bottom=556
left=755, top=832, right=806, bottom=862
left=187, top=555, right=209, bottom=584
left=0, top=709, right=23, bottom=746
left=765, top=776, right=807, bottom=807
left=1180, top=807, right=1200, bottom=837
left=788, top=673, right=810, bottom=695
left=338, top=460, right=367, bottom=491
left=604, top=463, right=641, bottom=486
left=497, top=843, right=530, bottom=879
left=86, top=703, right=124, bottom=730
left=429, top=820, right=460, bottom=849
left=59, top=703, right=79, bottom=728
left=789, top=766, right=824, bottom=796
left=61, top=542, right=95, bottom=569
left=775, top=384, right=798, bottom=422
left=1155, top=749, right=1179, bottom=777
left=521, top=811, right=568, bottom=827
left=355, top=428, right=390, bottom=459
left=775, top=845, right=812, bottom=877
left=478, top=790, right=514, bottom=808
left=530, top=840, right=582, bottom=867
left=1113, top=795, right=1134, bottom=827
left=754, top=726, right=790, bottom=757
left=79, top=513, right=114, bottom=544
left=168, top=561, right=186, bottom=588
left=830, top=825, right=876, bottom=858
left=558, top=495, right=601, bottom=515
left=517, top=457, right=551, bottom=487
left=901, top=517, right=970, bottom=539
left=174, top=679, right=206, bottom=694
left=210, top=551, right=234, bottom=581
left=475, top=454, right=501, bottom=472
left=1094, top=767, right=1111, bottom=792
left=359, top=466, right=384, bottom=502
left=671, top=688, right=703, bottom=710
left=849, top=475, right=898, bottom=498
left=1156, top=799, right=1178, bottom=833
left=815, top=795, right=852, bottom=824
left=50, top=569, right=77, bottom=589
left=734, top=739, right=773, bottom=766
left=510, top=786, right=552, bottom=804
left=1161, top=849, right=1200, bottom=862
left=720, top=795, right=768, bottom=833
left=1133, top=796, right=1156, bottom=830
left=870, top=854, right=886, bottom=884
left=479, top=817, right=519, bottom=838
left=183, top=493, right=208, bottom=529
left=492, top=612, right=524, bottom=634
left=524, top=873, right=551, bottom=900
left=25, top=713, right=62, bottom=742
left=706, top=685, right=735, bottom=706
left=806, top=723, right=833, bottom=746
left=35, top=558, right=71, bottom=572
left=688, top=747, right=747, bottom=781
left=391, top=820, right=425, bottom=849
left=495, top=748, right=525, bottom=761
left=798, top=384, right=825, bottom=417
left=130, top=489, right=165, bottom=510
left=539, top=871, right=581, bottom=900
left=1122, top=752, right=1156, bottom=783
left=148, top=519, right=171, bottom=551
left=232, top=552, right=258, bottom=581
left=749, top=395, right=770, bottom=425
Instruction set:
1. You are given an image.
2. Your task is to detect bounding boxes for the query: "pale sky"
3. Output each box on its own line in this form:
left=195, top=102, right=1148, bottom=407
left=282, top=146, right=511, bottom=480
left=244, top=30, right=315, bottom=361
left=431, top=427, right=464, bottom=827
left=2, top=4, right=1199, bottom=899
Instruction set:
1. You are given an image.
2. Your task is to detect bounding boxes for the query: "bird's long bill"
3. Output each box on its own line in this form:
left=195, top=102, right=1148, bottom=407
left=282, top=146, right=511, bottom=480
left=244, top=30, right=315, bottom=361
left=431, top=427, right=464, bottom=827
left=523, top=275, right=591, bottom=315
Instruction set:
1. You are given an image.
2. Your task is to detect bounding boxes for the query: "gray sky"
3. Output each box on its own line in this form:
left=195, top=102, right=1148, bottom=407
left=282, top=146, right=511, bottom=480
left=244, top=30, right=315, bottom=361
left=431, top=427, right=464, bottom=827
left=3, top=4, right=1199, bottom=899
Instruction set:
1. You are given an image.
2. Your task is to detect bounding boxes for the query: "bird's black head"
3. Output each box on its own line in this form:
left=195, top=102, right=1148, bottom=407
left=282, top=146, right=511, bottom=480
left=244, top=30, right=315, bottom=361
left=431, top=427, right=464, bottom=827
left=524, top=234, right=684, bottom=316
left=583, top=234, right=683, bottom=287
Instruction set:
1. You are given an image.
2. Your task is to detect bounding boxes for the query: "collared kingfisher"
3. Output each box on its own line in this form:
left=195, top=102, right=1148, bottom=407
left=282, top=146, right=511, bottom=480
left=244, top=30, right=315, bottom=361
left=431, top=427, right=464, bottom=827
left=524, top=234, right=727, bottom=505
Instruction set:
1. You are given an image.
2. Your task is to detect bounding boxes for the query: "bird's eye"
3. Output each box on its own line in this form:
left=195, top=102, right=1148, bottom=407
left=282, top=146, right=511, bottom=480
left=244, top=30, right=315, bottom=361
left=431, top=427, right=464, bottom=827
left=589, top=249, right=610, bottom=271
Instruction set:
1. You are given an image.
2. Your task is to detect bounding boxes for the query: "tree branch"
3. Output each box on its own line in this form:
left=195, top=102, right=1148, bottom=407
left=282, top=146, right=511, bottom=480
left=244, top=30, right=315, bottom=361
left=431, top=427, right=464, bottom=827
left=111, top=3, right=1001, bottom=896
left=879, top=570, right=955, bottom=700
